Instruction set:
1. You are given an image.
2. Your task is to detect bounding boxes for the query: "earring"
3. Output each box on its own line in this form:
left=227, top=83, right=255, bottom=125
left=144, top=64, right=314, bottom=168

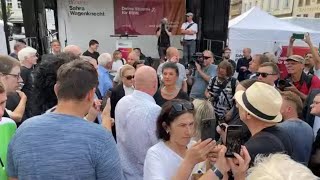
left=166, top=130, right=170, bottom=134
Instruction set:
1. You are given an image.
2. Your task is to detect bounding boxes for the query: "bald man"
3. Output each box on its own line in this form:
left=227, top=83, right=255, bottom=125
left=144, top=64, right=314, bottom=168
left=115, top=66, right=161, bottom=180
left=113, top=51, right=140, bottom=84
left=236, top=48, right=252, bottom=81
left=63, top=45, right=82, bottom=57
left=157, top=47, right=188, bottom=92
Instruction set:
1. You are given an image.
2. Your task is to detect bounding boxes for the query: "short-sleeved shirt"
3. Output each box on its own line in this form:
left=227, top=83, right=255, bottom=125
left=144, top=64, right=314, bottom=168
left=0, top=118, right=16, bottom=180
left=277, top=119, right=314, bottom=165
left=157, top=62, right=187, bottom=89
left=83, top=50, right=100, bottom=60
left=181, top=21, right=198, bottom=40
left=190, top=64, right=217, bottom=99
left=6, top=113, right=122, bottom=180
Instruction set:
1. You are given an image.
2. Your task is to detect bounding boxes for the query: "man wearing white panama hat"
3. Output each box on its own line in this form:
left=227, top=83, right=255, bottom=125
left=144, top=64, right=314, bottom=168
left=234, top=82, right=293, bottom=161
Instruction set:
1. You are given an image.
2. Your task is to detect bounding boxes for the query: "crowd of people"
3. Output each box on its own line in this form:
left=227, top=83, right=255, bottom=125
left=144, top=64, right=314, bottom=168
left=1, top=14, right=320, bottom=180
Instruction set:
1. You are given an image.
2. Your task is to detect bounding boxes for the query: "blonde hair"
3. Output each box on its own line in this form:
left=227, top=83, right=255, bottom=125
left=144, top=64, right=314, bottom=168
left=120, top=64, right=135, bottom=78
left=247, top=154, right=318, bottom=180
left=192, top=99, right=215, bottom=140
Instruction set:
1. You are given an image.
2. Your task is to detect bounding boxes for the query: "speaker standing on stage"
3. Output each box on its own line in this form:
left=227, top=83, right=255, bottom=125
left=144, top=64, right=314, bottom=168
left=156, top=18, right=172, bottom=62
left=181, top=12, right=198, bottom=66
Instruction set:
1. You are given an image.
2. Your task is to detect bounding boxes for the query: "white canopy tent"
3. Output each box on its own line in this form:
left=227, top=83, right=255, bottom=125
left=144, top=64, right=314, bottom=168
left=228, top=7, right=320, bottom=62
left=0, top=21, right=8, bottom=54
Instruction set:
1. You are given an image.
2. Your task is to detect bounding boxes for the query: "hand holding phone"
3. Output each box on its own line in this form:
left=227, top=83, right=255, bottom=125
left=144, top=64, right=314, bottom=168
left=201, top=118, right=217, bottom=141
left=225, top=125, right=243, bottom=157
left=292, top=33, right=305, bottom=40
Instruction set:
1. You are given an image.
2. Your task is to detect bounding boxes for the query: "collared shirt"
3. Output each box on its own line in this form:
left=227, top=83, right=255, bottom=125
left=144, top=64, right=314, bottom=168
left=98, top=65, right=113, bottom=97
left=181, top=21, right=198, bottom=40
left=123, top=84, right=134, bottom=96
left=115, top=90, right=161, bottom=180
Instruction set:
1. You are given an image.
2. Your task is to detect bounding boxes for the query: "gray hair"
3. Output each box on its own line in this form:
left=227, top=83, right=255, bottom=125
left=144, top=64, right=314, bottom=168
left=18, top=46, right=37, bottom=62
left=98, top=53, right=112, bottom=66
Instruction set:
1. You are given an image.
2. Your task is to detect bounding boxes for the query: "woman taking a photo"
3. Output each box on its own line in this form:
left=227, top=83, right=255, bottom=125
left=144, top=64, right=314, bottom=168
left=154, top=62, right=189, bottom=106
left=144, top=99, right=215, bottom=180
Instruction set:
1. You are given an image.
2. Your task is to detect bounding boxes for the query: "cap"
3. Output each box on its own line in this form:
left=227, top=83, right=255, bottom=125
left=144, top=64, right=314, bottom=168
left=186, top=12, right=193, bottom=16
left=286, top=55, right=305, bottom=64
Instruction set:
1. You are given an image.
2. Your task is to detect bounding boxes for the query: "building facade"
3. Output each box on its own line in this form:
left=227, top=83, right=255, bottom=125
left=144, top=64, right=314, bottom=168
left=293, top=0, right=320, bottom=18
left=241, top=0, right=294, bottom=17
left=230, top=0, right=243, bottom=19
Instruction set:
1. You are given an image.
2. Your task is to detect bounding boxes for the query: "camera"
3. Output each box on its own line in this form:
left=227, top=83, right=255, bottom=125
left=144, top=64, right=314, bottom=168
left=277, top=79, right=292, bottom=91
left=189, top=52, right=205, bottom=68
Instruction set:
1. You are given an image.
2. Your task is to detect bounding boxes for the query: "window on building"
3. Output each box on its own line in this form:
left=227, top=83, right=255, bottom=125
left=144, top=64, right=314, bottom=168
left=256, top=1, right=258, bottom=6
left=298, top=0, right=304, bottom=6
left=318, top=0, right=320, bottom=4
left=6, top=0, right=12, bottom=8
left=315, top=13, right=320, bottom=18
left=268, top=0, right=271, bottom=11
left=306, top=0, right=311, bottom=5
left=18, top=0, right=22, bottom=8
left=276, top=0, right=280, bottom=9
left=249, top=2, right=252, bottom=9
left=297, top=14, right=301, bottom=17
left=261, top=0, right=264, bottom=9
left=303, top=14, right=308, bottom=17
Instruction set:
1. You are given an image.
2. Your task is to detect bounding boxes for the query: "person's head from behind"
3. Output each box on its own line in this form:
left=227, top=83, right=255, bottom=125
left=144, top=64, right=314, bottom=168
left=310, top=93, right=320, bottom=116
left=63, top=45, right=82, bottom=57
left=54, top=60, right=98, bottom=115
left=126, top=51, right=139, bottom=66
left=13, top=42, right=26, bottom=53
left=50, top=39, right=61, bottom=54
left=18, top=46, right=38, bottom=66
left=113, top=50, right=122, bottom=60
left=80, top=56, right=98, bottom=70
left=236, top=79, right=258, bottom=92
left=134, top=66, right=158, bottom=96
left=0, top=55, right=22, bottom=93
left=285, top=55, right=305, bottom=76
left=133, top=48, right=142, bottom=57
left=234, top=82, right=282, bottom=127
left=132, top=61, right=144, bottom=69
left=157, top=99, right=195, bottom=146
left=217, top=61, right=233, bottom=80
left=0, top=81, right=7, bottom=120
left=257, top=62, right=279, bottom=86
left=247, top=153, right=318, bottom=180
left=89, top=39, right=99, bottom=52
left=223, top=47, right=231, bottom=60
left=280, top=91, right=303, bottom=120
left=192, top=99, right=215, bottom=140
left=243, top=48, right=251, bottom=58
left=166, top=47, right=180, bottom=63
left=121, top=64, right=135, bottom=88
left=203, top=50, right=214, bottom=66
left=98, top=53, right=113, bottom=69
left=162, top=62, right=179, bottom=87
left=263, top=52, right=278, bottom=64
left=249, top=54, right=269, bottom=73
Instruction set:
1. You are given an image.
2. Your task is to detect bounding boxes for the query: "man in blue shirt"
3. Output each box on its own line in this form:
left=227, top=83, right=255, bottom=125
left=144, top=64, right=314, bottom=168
left=6, top=60, right=122, bottom=180
left=97, top=53, right=113, bottom=98
left=188, top=50, right=217, bottom=99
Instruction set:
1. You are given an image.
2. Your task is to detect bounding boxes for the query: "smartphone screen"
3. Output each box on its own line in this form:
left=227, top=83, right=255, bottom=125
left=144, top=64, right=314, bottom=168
left=292, top=33, right=304, bottom=39
left=225, top=125, right=242, bottom=157
left=100, top=90, right=112, bottom=111
left=200, top=118, right=217, bottom=141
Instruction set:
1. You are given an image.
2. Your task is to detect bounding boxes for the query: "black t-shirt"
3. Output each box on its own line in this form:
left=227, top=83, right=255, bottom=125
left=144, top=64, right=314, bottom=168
left=83, top=50, right=100, bottom=60
left=21, top=66, right=33, bottom=97
left=245, top=126, right=292, bottom=163
left=156, top=27, right=171, bottom=47
left=153, top=89, right=189, bottom=107
left=236, top=57, right=252, bottom=81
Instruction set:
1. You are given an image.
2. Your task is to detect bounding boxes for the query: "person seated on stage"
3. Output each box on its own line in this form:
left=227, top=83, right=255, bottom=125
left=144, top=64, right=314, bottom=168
left=83, top=39, right=100, bottom=61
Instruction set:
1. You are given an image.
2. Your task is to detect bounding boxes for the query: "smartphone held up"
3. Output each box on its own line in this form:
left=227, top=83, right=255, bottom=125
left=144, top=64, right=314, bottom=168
left=225, top=125, right=243, bottom=157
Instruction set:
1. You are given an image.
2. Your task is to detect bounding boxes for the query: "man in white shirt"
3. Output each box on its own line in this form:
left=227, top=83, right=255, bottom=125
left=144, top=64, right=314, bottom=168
left=115, top=66, right=161, bottom=180
left=181, top=12, right=198, bottom=66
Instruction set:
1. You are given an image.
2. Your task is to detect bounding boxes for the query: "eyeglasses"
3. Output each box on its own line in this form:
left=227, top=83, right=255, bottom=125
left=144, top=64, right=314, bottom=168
left=170, top=102, right=194, bottom=115
left=204, top=56, right=212, bottom=60
left=125, top=75, right=134, bottom=80
left=3, top=73, right=21, bottom=80
left=256, top=72, right=277, bottom=78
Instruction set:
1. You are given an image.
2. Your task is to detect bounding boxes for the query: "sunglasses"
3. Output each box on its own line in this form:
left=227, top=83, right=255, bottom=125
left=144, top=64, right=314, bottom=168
left=170, top=102, right=194, bottom=115
left=125, top=75, right=134, bottom=80
left=256, top=72, right=277, bottom=78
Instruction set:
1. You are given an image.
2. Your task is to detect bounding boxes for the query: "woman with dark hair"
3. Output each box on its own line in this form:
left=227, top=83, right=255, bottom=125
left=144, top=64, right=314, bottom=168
left=30, top=54, right=76, bottom=116
left=153, top=62, right=189, bottom=106
left=144, top=99, right=215, bottom=180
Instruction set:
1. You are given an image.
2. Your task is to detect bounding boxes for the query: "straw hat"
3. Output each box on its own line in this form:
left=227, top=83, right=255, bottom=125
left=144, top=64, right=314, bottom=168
left=234, top=82, right=282, bottom=123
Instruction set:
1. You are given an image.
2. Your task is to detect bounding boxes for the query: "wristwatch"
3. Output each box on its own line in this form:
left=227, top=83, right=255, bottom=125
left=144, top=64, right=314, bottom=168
left=211, top=166, right=223, bottom=180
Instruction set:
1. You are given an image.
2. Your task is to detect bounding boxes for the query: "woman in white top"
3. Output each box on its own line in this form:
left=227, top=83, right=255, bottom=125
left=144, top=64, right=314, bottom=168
left=144, top=99, right=216, bottom=180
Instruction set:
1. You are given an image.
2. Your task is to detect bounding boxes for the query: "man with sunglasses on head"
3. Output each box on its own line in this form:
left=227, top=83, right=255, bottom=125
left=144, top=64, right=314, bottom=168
left=256, top=62, right=279, bottom=87
left=188, top=50, right=217, bottom=100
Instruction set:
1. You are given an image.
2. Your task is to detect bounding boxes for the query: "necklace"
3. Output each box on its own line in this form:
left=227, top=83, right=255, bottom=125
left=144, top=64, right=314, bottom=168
left=162, top=86, right=177, bottom=96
